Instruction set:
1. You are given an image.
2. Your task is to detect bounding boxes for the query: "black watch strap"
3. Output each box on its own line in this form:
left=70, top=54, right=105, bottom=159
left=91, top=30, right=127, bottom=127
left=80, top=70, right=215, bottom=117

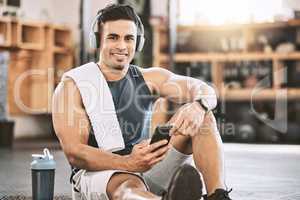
left=196, top=99, right=209, bottom=112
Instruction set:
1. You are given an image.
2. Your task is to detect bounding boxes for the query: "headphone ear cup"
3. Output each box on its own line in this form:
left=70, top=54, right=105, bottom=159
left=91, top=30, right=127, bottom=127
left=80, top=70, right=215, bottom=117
left=136, top=35, right=140, bottom=52
left=136, top=35, right=145, bottom=52
left=94, top=32, right=100, bottom=48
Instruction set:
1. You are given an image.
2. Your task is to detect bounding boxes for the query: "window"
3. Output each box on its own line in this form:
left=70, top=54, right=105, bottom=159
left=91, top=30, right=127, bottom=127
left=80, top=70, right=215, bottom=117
left=178, top=0, right=294, bottom=25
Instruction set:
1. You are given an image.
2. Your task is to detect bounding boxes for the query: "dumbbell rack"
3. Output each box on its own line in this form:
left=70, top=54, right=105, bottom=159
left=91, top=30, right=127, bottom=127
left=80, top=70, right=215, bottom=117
left=0, top=17, right=73, bottom=115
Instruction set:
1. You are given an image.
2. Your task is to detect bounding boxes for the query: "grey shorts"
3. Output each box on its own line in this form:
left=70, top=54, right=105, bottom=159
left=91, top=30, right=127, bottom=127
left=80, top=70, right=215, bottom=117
left=72, top=146, right=192, bottom=200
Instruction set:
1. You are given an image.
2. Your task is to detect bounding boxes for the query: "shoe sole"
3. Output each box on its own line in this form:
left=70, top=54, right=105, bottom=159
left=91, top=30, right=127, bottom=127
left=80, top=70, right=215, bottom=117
left=166, top=164, right=203, bottom=200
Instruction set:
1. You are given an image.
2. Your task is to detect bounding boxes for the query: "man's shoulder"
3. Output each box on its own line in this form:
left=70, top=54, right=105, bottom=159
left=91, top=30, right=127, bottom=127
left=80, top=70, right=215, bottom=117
left=61, top=76, right=75, bottom=85
left=54, top=77, right=77, bottom=97
left=138, top=66, right=171, bottom=76
left=138, top=66, right=173, bottom=84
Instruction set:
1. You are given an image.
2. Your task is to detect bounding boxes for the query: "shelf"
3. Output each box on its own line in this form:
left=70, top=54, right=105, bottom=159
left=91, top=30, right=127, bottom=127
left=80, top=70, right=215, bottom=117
left=2, top=18, right=74, bottom=115
left=154, top=19, right=300, bottom=32
left=220, top=88, right=300, bottom=101
left=53, top=46, right=72, bottom=53
left=150, top=19, right=300, bottom=104
left=0, top=18, right=73, bottom=51
left=160, top=52, right=300, bottom=62
left=52, top=25, right=71, bottom=51
left=17, top=21, right=46, bottom=50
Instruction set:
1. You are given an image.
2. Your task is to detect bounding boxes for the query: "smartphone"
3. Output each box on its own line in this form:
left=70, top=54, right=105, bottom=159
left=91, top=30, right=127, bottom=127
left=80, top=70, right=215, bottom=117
left=150, top=125, right=172, bottom=145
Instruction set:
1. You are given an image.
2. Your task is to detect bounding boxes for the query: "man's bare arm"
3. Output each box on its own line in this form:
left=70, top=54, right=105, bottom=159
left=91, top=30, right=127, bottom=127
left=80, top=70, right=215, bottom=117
left=52, top=78, right=128, bottom=171
left=142, top=67, right=217, bottom=109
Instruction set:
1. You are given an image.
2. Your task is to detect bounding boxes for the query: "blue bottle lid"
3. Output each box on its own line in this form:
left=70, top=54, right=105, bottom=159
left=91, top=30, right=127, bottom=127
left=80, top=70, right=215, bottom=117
left=31, top=148, right=56, bottom=170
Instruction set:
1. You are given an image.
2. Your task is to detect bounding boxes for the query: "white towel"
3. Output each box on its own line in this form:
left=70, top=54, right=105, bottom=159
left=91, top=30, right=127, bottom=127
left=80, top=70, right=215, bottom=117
left=62, top=62, right=125, bottom=152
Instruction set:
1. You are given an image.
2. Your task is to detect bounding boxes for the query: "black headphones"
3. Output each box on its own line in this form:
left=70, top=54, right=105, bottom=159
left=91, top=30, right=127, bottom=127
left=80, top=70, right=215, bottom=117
left=89, top=5, right=145, bottom=52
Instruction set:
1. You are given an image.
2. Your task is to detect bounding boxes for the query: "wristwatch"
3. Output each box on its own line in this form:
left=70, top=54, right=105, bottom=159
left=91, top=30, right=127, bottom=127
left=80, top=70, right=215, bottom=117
left=195, top=98, right=209, bottom=112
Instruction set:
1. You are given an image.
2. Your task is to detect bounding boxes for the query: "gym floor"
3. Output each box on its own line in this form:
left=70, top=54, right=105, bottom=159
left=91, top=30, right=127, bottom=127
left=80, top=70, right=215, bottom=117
left=0, top=142, right=299, bottom=200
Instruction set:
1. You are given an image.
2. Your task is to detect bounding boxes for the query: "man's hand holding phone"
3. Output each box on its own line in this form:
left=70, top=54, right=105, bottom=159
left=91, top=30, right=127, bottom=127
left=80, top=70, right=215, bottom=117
left=125, top=125, right=172, bottom=172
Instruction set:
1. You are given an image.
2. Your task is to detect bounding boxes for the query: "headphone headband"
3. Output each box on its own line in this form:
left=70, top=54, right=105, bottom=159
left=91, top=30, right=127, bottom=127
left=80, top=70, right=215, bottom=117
left=89, top=12, right=102, bottom=49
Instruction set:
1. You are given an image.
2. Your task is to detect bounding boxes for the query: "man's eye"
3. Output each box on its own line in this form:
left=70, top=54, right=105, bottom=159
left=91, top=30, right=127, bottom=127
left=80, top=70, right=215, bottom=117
left=108, top=36, right=117, bottom=40
left=126, top=37, right=134, bottom=41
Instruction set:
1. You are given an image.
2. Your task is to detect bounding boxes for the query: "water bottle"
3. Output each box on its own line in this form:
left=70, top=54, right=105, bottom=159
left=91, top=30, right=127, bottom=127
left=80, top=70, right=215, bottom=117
left=31, top=148, right=56, bottom=200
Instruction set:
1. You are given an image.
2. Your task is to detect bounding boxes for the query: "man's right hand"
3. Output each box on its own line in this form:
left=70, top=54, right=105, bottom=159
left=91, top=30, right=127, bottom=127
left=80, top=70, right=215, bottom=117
left=124, top=139, right=170, bottom=173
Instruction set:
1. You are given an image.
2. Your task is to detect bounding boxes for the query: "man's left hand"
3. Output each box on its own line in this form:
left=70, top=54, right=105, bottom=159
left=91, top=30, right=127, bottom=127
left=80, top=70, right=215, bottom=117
left=167, top=101, right=206, bottom=137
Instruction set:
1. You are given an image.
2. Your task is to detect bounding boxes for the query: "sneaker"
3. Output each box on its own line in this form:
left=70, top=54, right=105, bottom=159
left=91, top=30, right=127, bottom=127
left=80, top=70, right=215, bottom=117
left=162, top=164, right=203, bottom=200
left=205, top=188, right=233, bottom=200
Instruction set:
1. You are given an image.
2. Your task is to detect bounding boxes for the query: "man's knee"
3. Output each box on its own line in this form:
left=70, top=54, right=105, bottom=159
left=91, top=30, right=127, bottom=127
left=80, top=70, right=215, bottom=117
left=197, top=111, right=220, bottom=137
left=169, top=111, right=219, bottom=154
left=203, top=111, right=217, bottom=126
left=200, top=111, right=217, bottom=128
left=107, top=173, right=147, bottom=199
left=119, top=177, right=146, bottom=189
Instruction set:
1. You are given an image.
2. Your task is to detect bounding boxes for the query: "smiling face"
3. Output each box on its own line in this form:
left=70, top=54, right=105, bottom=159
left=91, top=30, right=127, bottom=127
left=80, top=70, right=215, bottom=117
left=98, top=19, right=137, bottom=72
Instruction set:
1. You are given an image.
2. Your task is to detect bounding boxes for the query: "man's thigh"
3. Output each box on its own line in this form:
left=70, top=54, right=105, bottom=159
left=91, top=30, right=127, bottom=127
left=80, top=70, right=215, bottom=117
left=75, top=170, right=146, bottom=200
left=170, top=134, right=193, bottom=155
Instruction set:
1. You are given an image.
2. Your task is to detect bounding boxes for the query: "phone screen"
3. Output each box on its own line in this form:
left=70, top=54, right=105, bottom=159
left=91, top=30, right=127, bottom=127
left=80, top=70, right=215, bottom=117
left=150, top=125, right=172, bottom=145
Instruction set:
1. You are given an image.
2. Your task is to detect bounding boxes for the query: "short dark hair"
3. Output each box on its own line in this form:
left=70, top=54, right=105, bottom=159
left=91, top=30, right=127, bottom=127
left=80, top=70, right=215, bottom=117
left=97, top=4, right=140, bottom=32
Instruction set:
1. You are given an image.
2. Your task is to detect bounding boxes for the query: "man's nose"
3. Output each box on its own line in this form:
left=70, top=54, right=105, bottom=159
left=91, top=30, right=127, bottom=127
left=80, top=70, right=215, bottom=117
left=116, top=39, right=126, bottom=50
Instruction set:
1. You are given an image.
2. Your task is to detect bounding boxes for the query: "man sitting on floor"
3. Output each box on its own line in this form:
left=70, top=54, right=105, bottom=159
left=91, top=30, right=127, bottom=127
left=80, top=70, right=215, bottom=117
left=52, top=4, right=232, bottom=200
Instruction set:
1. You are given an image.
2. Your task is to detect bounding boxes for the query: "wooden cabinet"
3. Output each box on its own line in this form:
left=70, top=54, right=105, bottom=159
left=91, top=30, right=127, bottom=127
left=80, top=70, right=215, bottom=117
left=17, top=21, right=46, bottom=50
left=52, top=25, right=72, bottom=52
left=7, top=50, right=32, bottom=114
left=1, top=18, right=74, bottom=115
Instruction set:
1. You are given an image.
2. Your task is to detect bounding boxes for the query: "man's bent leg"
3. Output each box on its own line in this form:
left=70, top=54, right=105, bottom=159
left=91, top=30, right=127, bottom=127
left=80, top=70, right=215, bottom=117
left=169, top=134, right=193, bottom=155
left=107, top=173, right=160, bottom=200
left=169, top=110, right=227, bottom=196
left=192, top=111, right=225, bottom=195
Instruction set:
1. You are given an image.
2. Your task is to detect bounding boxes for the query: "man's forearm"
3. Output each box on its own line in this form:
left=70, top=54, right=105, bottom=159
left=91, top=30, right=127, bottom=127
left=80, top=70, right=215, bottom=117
left=67, top=143, right=129, bottom=171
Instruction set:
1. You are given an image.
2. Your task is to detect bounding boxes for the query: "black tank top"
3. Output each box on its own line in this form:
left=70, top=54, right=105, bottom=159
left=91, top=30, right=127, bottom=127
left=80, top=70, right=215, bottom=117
left=88, top=64, right=154, bottom=154
left=70, top=64, right=154, bottom=183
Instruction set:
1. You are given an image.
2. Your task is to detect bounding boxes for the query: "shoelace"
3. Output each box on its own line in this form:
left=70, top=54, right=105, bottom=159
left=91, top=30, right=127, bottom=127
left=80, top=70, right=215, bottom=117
left=223, top=188, right=233, bottom=199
